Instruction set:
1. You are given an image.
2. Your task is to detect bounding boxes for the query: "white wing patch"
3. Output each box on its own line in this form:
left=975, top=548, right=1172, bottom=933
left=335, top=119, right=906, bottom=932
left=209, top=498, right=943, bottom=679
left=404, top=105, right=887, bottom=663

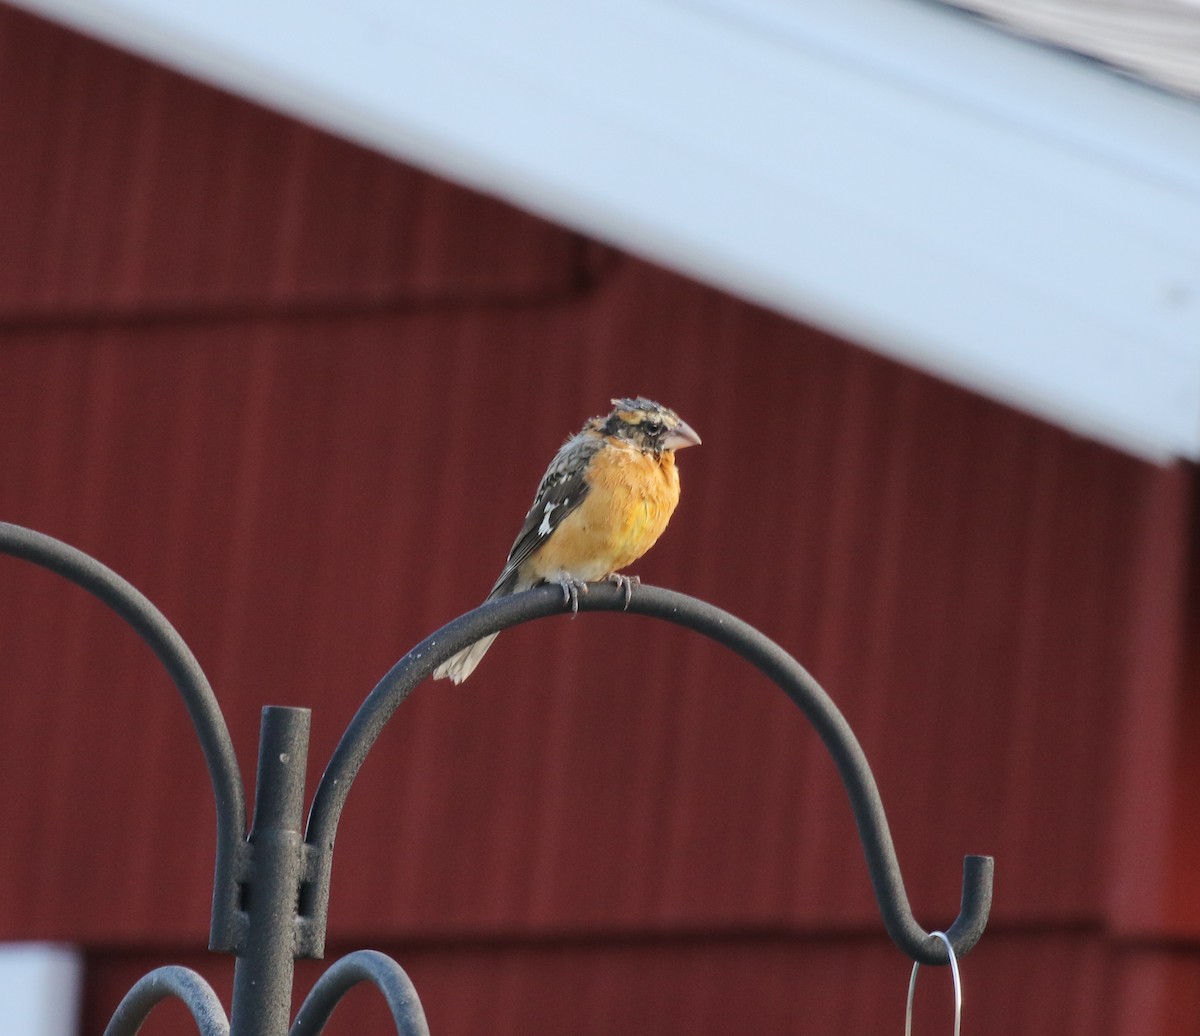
left=487, top=431, right=601, bottom=597
left=537, top=498, right=569, bottom=536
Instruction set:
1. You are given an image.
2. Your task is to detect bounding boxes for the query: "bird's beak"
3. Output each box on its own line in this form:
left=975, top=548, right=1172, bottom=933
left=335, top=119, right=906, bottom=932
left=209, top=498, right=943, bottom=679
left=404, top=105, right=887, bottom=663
left=664, top=419, right=701, bottom=451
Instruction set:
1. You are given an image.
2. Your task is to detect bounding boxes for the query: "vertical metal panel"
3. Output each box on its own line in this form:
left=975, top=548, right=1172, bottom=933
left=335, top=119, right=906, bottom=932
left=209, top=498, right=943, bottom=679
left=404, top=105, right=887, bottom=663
left=0, top=5, right=593, bottom=318
left=1105, top=466, right=1195, bottom=938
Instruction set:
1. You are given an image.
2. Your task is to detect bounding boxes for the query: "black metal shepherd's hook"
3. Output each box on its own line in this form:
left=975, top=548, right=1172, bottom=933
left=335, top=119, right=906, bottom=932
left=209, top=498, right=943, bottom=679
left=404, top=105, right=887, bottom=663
left=302, top=583, right=994, bottom=966
left=0, top=522, right=248, bottom=952
left=1, top=521, right=992, bottom=1036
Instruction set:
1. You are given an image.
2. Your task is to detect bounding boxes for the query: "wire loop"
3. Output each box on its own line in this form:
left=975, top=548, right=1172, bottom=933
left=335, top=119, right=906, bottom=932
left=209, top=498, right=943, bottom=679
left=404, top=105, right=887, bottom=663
left=905, top=931, right=961, bottom=1036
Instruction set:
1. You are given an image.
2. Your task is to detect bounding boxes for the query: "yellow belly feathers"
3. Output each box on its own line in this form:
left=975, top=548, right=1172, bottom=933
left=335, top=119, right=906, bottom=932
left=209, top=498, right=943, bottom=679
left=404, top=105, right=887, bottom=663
left=527, top=442, right=681, bottom=582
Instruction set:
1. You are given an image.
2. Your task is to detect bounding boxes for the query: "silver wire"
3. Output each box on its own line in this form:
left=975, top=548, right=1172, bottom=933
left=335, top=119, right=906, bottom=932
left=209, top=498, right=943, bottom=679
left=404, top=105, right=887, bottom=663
left=904, top=931, right=961, bottom=1036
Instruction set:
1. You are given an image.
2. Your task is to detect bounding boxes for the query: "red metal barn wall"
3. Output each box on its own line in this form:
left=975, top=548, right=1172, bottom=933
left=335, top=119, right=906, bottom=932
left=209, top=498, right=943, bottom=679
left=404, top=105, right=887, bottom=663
left=1, top=6, right=1199, bottom=1034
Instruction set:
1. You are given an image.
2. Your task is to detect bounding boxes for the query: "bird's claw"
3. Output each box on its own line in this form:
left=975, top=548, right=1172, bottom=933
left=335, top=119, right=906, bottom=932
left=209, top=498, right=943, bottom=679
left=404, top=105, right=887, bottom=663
left=557, top=574, right=589, bottom=614
left=554, top=573, right=639, bottom=614
left=606, top=572, right=640, bottom=609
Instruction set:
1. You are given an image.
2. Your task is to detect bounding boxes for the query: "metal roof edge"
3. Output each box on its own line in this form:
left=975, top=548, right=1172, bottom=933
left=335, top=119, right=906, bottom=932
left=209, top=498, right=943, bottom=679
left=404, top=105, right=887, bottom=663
left=8, top=0, right=1200, bottom=461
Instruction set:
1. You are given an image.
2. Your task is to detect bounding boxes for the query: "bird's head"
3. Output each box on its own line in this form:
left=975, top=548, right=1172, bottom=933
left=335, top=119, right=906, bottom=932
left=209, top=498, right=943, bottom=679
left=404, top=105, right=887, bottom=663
left=600, top=397, right=701, bottom=455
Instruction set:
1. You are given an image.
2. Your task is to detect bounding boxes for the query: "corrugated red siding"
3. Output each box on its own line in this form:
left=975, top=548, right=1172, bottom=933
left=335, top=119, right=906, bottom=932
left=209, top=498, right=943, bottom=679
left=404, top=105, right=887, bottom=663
left=1, top=281, right=1166, bottom=938
left=1, top=5, right=1199, bottom=1035
left=0, top=5, right=596, bottom=317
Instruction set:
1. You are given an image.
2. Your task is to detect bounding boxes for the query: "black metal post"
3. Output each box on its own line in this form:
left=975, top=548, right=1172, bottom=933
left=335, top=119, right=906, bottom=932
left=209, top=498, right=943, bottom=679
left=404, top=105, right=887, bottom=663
left=229, top=707, right=312, bottom=1036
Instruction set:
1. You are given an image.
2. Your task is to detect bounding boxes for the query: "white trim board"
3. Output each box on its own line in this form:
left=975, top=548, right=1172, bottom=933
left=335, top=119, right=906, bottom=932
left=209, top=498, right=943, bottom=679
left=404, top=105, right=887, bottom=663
left=0, top=944, right=82, bottom=1036
left=8, top=0, right=1200, bottom=461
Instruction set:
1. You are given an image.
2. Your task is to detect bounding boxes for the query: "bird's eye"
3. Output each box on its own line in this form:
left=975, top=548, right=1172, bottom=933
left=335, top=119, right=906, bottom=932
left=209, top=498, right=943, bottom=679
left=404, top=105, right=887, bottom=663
left=644, top=419, right=663, bottom=436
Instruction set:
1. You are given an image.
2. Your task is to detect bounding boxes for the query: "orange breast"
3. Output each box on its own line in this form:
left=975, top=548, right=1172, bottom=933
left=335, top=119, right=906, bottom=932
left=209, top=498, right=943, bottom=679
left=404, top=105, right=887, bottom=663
left=527, top=444, right=681, bottom=582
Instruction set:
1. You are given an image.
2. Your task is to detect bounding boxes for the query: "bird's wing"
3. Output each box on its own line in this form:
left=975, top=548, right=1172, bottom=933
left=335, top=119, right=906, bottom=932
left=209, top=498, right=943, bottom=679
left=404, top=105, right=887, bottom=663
left=487, top=432, right=603, bottom=597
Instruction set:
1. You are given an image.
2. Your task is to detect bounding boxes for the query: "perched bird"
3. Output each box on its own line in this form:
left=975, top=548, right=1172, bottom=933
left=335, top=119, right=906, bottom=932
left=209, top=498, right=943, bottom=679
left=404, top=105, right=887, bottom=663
left=433, top=397, right=701, bottom=683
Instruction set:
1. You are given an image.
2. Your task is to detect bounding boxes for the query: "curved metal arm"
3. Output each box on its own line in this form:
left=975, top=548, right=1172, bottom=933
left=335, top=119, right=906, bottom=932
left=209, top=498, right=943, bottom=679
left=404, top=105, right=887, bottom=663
left=306, top=582, right=992, bottom=965
left=289, top=951, right=430, bottom=1036
left=0, top=522, right=247, bottom=951
left=103, top=966, right=230, bottom=1036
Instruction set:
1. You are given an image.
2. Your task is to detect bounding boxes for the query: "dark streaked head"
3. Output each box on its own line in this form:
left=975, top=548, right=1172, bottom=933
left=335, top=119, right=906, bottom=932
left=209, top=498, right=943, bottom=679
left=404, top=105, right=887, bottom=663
left=600, top=397, right=701, bottom=455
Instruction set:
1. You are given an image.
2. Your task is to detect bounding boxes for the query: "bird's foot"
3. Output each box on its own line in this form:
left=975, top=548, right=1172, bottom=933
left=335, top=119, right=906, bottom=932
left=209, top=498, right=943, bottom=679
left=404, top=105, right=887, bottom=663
left=556, top=574, right=590, bottom=614
left=605, top=572, right=640, bottom=609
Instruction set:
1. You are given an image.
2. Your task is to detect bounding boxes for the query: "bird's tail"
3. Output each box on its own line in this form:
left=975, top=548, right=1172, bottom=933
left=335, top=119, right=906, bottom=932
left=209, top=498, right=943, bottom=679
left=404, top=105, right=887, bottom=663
left=432, top=632, right=499, bottom=685
left=432, top=572, right=528, bottom=684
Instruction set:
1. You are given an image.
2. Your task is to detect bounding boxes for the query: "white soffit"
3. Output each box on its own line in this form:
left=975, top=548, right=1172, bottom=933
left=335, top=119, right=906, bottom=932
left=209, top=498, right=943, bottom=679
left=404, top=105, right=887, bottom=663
left=8, top=0, right=1200, bottom=461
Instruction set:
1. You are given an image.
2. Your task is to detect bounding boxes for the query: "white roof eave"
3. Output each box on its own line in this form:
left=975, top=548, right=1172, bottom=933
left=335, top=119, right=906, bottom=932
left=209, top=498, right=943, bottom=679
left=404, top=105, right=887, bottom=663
left=10, top=0, right=1200, bottom=462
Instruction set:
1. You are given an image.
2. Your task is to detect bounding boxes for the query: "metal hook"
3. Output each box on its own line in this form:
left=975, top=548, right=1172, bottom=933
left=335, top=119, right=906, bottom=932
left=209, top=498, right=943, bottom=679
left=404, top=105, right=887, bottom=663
left=305, top=582, right=993, bottom=964
left=0, top=522, right=248, bottom=952
left=905, top=931, right=961, bottom=1036
left=289, top=950, right=431, bottom=1036
left=102, top=966, right=230, bottom=1036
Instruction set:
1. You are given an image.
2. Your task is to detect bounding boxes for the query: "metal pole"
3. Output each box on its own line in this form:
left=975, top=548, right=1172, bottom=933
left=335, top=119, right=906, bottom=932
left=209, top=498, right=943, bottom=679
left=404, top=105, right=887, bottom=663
left=230, top=707, right=311, bottom=1036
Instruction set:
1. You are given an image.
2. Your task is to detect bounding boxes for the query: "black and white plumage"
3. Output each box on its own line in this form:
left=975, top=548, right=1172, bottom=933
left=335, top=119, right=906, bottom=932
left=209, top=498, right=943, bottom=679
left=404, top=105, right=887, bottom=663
left=432, top=397, right=701, bottom=684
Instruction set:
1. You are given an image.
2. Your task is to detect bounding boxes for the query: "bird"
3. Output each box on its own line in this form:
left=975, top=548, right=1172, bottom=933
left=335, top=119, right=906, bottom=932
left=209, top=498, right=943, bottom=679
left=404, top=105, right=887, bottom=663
left=432, top=397, right=701, bottom=683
